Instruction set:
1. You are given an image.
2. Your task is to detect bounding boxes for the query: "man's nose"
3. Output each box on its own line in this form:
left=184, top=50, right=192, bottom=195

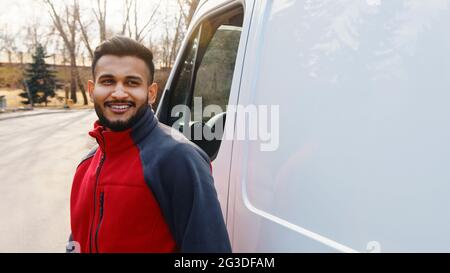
left=111, top=84, right=129, bottom=100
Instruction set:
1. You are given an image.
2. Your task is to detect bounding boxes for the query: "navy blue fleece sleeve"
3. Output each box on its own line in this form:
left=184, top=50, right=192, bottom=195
left=158, top=143, right=231, bottom=253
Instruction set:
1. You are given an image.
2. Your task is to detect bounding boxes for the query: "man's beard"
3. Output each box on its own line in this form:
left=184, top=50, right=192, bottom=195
left=94, top=100, right=149, bottom=132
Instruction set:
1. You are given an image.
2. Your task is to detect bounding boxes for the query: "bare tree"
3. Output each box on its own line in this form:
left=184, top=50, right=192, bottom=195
left=160, top=26, right=171, bottom=69
left=155, top=0, right=199, bottom=68
left=44, top=0, right=88, bottom=105
left=158, top=3, right=187, bottom=69
left=92, top=0, right=107, bottom=42
left=75, top=0, right=109, bottom=60
left=177, top=0, right=200, bottom=29
left=146, top=35, right=159, bottom=63
left=74, top=1, right=94, bottom=60
left=121, top=0, right=133, bottom=36
left=0, top=24, right=18, bottom=63
left=24, top=19, right=56, bottom=55
left=168, top=11, right=184, bottom=67
left=121, top=0, right=162, bottom=43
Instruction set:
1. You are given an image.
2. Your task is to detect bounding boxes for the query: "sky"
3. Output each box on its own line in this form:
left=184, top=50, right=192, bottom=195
left=0, top=0, right=182, bottom=53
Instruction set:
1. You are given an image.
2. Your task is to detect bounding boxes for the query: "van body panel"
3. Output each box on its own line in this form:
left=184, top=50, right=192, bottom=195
left=229, top=0, right=450, bottom=252
left=159, top=0, right=450, bottom=252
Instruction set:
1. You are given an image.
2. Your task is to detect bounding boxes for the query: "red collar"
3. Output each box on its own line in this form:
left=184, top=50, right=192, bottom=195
left=88, top=121, right=135, bottom=154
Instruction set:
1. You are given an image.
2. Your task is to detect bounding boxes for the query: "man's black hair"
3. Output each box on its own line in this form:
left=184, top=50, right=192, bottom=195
left=92, top=36, right=155, bottom=83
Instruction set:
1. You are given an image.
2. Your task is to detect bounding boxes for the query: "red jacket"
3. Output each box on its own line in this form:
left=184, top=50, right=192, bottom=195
left=69, top=107, right=231, bottom=253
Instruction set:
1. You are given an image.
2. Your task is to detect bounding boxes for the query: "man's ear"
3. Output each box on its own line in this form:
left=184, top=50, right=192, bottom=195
left=148, top=82, right=158, bottom=105
left=87, top=80, right=95, bottom=103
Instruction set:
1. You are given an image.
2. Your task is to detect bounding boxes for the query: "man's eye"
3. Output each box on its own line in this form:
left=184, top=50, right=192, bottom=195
left=127, top=81, right=139, bottom=86
left=101, top=80, right=114, bottom=85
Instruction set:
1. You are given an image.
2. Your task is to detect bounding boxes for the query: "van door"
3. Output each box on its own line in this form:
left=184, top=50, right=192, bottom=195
left=156, top=1, right=253, bottom=221
left=229, top=0, right=450, bottom=252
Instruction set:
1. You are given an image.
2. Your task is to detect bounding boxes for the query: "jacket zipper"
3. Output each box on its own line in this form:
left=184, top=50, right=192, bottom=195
left=89, top=153, right=105, bottom=253
left=95, top=191, right=105, bottom=253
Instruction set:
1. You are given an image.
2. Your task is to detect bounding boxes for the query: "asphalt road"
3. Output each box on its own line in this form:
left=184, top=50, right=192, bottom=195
left=0, top=109, right=98, bottom=252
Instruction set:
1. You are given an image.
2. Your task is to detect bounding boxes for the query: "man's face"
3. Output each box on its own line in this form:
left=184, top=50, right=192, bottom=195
left=88, top=55, right=158, bottom=131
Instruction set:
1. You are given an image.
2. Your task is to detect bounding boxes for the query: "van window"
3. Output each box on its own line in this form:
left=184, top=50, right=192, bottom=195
left=192, top=24, right=242, bottom=123
left=165, top=6, right=244, bottom=160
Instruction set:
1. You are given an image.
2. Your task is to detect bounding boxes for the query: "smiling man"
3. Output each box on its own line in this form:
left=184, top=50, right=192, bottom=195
left=67, top=36, right=231, bottom=253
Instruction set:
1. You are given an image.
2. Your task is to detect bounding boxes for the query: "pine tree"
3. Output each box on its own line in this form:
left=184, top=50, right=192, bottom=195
left=20, top=44, right=57, bottom=106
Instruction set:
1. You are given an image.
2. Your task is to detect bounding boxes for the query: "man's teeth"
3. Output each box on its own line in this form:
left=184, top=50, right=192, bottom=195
left=110, top=105, right=130, bottom=109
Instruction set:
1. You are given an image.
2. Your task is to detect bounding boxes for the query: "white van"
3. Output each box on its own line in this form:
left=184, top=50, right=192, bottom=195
left=156, top=0, right=450, bottom=252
